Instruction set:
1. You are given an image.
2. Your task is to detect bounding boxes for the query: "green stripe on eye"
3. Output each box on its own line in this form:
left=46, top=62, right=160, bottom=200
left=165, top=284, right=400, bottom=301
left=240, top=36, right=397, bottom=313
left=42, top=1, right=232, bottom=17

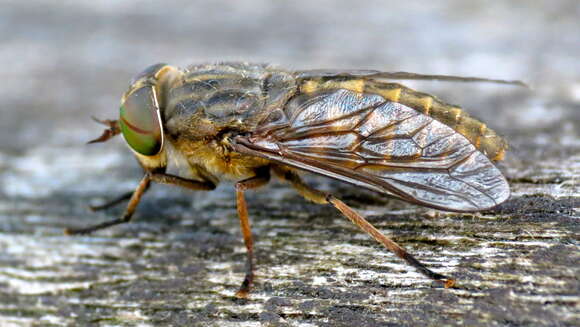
left=119, top=86, right=163, bottom=156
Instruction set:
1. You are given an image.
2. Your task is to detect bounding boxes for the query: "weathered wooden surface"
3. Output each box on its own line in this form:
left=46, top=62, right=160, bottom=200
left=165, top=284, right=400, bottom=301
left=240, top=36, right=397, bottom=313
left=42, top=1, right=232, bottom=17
left=0, top=1, right=578, bottom=326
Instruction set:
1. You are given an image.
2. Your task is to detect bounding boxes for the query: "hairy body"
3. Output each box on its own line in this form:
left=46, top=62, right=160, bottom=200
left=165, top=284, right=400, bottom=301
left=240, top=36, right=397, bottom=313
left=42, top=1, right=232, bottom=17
left=149, top=62, right=506, bottom=187
left=70, top=62, right=520, bottom=297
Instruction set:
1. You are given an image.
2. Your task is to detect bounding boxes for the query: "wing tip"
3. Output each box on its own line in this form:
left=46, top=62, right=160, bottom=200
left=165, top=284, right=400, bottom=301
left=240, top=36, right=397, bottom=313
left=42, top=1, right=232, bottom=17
left=461, top=180, right=511, bottom=212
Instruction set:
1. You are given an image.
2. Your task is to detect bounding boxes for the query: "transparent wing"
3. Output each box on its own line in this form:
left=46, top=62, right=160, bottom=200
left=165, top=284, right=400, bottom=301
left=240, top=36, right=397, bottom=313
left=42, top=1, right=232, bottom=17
left=234, top=89, right=510, bottom=211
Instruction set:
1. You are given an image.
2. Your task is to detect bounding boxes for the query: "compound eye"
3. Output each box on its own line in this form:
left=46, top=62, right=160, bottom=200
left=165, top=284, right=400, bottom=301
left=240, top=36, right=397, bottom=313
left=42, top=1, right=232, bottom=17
left=119, top=86, right=163, bottom=156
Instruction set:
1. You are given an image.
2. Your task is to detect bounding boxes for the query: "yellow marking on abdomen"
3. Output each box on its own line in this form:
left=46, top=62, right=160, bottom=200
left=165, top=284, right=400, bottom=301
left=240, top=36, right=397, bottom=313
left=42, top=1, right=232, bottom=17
left=493, top=148, right=505, bottom=161
left=450, top=107, right=463, bottom=122
left=302, top=79, right=371, bottom=97
left=419, top=96, right=433, bottom=114
left=300, top=80, right=320, bottom=94
left=479, top=123, right=487, bottom=135
left=475, top=123, right=487, bottom=148
left=328, top=79, right=365, bottom=94
left=381, top=87, right=402, bottom=102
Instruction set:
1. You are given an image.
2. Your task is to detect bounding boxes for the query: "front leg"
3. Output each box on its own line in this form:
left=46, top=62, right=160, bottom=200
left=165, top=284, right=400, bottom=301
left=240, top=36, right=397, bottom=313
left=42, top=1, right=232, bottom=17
left=233, top=168, right=271, bottom=298
left=89, top=189, right=144, bottom=212
left=65, top=172, right=215, bottom=235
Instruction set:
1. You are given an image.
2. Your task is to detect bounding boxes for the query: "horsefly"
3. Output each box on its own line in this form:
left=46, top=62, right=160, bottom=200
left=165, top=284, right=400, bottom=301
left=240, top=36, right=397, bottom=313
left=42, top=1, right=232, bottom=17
left=66, top=62, right=524, bottom=297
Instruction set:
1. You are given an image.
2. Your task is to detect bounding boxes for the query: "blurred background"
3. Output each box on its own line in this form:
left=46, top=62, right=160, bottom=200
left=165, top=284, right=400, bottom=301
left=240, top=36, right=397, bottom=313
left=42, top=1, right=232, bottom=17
left=2, top=1, right=578, bottom=152
left=0, top=1, right=578, bottom=326
left=2, top=0, right=578, bottom=198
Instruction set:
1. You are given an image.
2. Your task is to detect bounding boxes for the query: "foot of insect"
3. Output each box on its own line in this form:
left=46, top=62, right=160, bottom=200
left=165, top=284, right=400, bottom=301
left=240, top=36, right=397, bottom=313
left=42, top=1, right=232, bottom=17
left=65, top=174, right=151, bottom=235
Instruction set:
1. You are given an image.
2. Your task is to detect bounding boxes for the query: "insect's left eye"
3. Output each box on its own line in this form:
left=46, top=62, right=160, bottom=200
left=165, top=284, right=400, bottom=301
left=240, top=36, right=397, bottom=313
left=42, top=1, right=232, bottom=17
left=119, top=86, right=163, bottom=156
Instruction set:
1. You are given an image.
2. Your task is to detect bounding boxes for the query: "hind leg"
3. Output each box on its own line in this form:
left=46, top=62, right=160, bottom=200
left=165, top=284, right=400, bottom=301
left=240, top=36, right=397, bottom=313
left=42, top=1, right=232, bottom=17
left=273, top=166, right=455, bottom=287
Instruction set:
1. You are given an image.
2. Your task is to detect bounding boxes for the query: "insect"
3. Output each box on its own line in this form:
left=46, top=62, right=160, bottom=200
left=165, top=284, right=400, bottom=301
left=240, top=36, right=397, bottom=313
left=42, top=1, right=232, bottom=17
left=66, top=62, right=523, bottom=298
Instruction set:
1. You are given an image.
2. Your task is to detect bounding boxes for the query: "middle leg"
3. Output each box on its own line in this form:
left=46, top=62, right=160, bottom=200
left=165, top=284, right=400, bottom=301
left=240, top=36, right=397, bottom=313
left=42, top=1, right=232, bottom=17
left=234, top=167, right=271, bottom=298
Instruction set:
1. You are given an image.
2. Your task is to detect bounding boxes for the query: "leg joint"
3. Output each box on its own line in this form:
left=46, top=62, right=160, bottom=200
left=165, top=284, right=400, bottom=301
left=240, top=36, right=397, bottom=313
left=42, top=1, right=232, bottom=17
left=235, top=182, right=247, bottom=192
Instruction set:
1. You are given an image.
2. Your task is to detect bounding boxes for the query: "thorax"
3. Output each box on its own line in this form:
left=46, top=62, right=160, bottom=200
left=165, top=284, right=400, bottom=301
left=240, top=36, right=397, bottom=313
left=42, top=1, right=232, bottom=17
left=159, top=63, right=296, bottom=182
